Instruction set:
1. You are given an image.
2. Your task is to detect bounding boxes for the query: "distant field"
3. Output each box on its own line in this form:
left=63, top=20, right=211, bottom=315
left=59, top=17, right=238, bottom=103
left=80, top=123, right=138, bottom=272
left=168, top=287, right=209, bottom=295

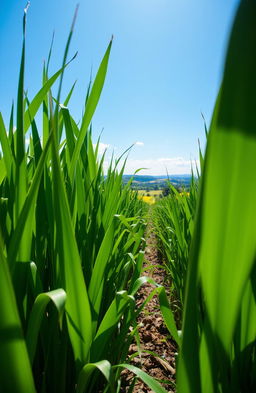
left=137, top=190, right=163, bottom=205
left=123, top=174, right=192, bottom=191
left=137, top=190, right=162, bottom=197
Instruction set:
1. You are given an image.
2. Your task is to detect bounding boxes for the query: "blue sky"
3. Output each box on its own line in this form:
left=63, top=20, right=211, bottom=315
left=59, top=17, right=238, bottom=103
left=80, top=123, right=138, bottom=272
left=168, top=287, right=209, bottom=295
left=0, top=0, right=239, bottom=174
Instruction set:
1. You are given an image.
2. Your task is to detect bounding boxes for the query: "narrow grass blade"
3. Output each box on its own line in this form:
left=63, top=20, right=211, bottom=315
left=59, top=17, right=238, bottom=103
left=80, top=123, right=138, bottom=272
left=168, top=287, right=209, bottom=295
left=159, top=287, right=180, bottom=346
left=116, top=364, right=168, bottom=393
left=0, top=157, right=7, bottom=185
left=14, top=5, right=27, bottom=230
left=70, top=39, right=112, bottom=178
left=0, top=243, right=36, bottom=393
left=77, top=360, right=111, bottom=393
left=26, top=289, right=66, bottom=363
left=51, top=135, right=92, bottom=365
left=24, top=62, right=75, bottom=134
left=91, top=291, right=134, bottom=361
left=0, top=112, right=13, bottom=179
left=8, top=133, right=53, bottom=267
left=88, top=221, right=115, bottom=318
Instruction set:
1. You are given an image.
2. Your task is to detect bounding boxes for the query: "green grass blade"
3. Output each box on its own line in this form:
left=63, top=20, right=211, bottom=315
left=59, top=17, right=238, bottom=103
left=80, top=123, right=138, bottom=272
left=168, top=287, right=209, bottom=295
left=116, top=364, right=168, bottom=393
left=24, top=57, right=76, bottom=134
left=26, top=289, right=66, bottom=363
left=51, top=134, right=92, bottom=365
left=91, top=291, right=134, bottom=361
left=16, top=7, right=26, bottom=166
left=77, top=360, right=111, bottom=393
left=14, top=5, right=27, bottom=230
left=158, top=287, right=181, bottom=346
left=178, top=2, right=256, bottom=391
left=61, top=105, right=76, bottom=158
left=0, top=157, right=7, bottom=185
left=0, top=242, right=36, bottom=393
left=70, top=39, right=112, bottom=178
left=200, top=0, right=256, bottom=350
left=0, top=112, right=13, bottom=179
left=8, top=133, right=53, bottom=268
left=88, top=221, right=115, bottom=317
left=25, top=97, right=42, bottom=164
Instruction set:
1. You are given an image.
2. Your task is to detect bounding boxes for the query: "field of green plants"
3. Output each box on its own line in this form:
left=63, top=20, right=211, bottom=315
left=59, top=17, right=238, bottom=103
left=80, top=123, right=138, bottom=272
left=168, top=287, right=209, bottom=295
left=1, top=1, right=256, bottom=392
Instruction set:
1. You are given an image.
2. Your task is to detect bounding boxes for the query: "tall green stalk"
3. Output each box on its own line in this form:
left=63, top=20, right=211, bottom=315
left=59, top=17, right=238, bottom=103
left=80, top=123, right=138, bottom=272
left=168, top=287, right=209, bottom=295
left=0, top=6, right=169, bottom=393
left=178, top=1, right=256, bottom=391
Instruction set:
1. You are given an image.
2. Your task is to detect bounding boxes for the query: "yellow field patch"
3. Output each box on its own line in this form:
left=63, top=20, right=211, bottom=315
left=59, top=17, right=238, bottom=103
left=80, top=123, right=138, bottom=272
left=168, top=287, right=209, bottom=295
left=138, top=195, right=156, bottom=205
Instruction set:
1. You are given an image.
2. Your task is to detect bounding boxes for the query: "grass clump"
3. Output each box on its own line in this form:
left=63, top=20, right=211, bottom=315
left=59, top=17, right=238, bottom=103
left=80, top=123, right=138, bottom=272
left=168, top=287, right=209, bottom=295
left=0, top=7, right=168, bottom=393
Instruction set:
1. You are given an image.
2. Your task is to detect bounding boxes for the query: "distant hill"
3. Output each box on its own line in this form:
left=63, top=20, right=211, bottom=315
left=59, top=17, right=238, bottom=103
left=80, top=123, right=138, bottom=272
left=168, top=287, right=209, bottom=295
left=123, top=174, right=192, bottom=190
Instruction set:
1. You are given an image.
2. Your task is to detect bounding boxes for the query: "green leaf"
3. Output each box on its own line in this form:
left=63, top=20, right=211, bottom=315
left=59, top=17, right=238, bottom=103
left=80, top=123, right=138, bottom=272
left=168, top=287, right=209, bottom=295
left=8, top=133, right=53, bottom=268
left=0, top=242, right=36, bottom=393
left=158, top=287, right=180, bottom=346
left=115, top=364, right=168, bottom=393
left=178, top=2, right=256, bottom=392
left=91, top=291, right=134, bottom=361
left=0, top=113, right=13, bottom=179
left=60, top=105, right=76, bottom=158
left=51, top=133, right=92, bottom=365
left=0, top=157, right=7, bottom=185
left=26, top=289, right=66, bottom=363
left=24, top=63, right=73, bottom=133
left=77, top=360, right=111, bottom=393
left=70, top=39, right=112, bottom=178
left=88, top=221, right=115, bottom=323
left=14, top=4, right=27, bottom=233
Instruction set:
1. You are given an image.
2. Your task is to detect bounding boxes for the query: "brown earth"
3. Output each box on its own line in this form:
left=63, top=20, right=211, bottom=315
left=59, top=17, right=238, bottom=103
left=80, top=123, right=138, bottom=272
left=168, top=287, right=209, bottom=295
left=121, top=226, right=177, bottom=392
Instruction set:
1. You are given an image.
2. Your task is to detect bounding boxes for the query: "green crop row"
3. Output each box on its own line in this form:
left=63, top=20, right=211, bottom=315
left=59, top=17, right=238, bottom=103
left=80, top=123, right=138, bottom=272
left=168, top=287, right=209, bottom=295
left=2, top=1, right=256, bottom=392
left=153, top=177, right=198, bottom=324
left=0, top=7, right=175, bottom=393
left=153, top=1, right=256, bottom=392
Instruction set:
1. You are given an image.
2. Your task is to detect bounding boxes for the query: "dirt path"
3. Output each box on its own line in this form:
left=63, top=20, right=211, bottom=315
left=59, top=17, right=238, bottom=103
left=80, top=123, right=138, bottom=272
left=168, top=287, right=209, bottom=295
left=121, top=222, right=177, bottom=392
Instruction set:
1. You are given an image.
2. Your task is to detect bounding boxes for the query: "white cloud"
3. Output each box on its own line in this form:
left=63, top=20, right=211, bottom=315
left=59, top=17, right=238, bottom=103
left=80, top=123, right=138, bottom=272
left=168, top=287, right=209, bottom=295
left=93, top=142, right=110, bottom=155
left=157, top=157, right=192, bottom=166
left=120, top=157, right=199, bottom=175
left=92, top=142, right=198, bottom=175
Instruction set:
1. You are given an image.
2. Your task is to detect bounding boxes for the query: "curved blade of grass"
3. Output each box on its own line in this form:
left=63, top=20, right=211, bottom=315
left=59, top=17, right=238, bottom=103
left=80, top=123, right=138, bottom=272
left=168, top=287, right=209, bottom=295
left=25, top=96, right=42, bottom=164
left=91, top=291, right=134, bottom=361
left=70, top=38, right=112, bottom=178
left=58, top=81, right=77, bottom=142
left=0, top=242, right=36, bottom=393
left=61, top=105, right=76, bottom=158
left=115, top=364, right=168, bottom=393
left=26, top=289, right=66, bottom=364
left=158, top=286, right=180, bottom=346
left=55, top=6, right=79, bottom=116
left=130, top=276, right=180, bottom=345
left=24, top=60, right=75, bottom=133
left=77, top=360, right=111, bottom=393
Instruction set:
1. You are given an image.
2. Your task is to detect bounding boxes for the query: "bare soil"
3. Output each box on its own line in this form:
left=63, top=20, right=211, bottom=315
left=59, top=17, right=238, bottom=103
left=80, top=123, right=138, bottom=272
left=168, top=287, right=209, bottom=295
left=121, top=226, right=177, bottom=392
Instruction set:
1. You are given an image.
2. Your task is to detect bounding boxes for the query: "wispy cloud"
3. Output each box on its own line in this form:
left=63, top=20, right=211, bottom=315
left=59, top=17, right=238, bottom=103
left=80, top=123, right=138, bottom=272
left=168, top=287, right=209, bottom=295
left=92, top=142, right=198, bottom=175
left=93, top=142, right=110, bottom=155
left=121, top=157, right=199, bottom=175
